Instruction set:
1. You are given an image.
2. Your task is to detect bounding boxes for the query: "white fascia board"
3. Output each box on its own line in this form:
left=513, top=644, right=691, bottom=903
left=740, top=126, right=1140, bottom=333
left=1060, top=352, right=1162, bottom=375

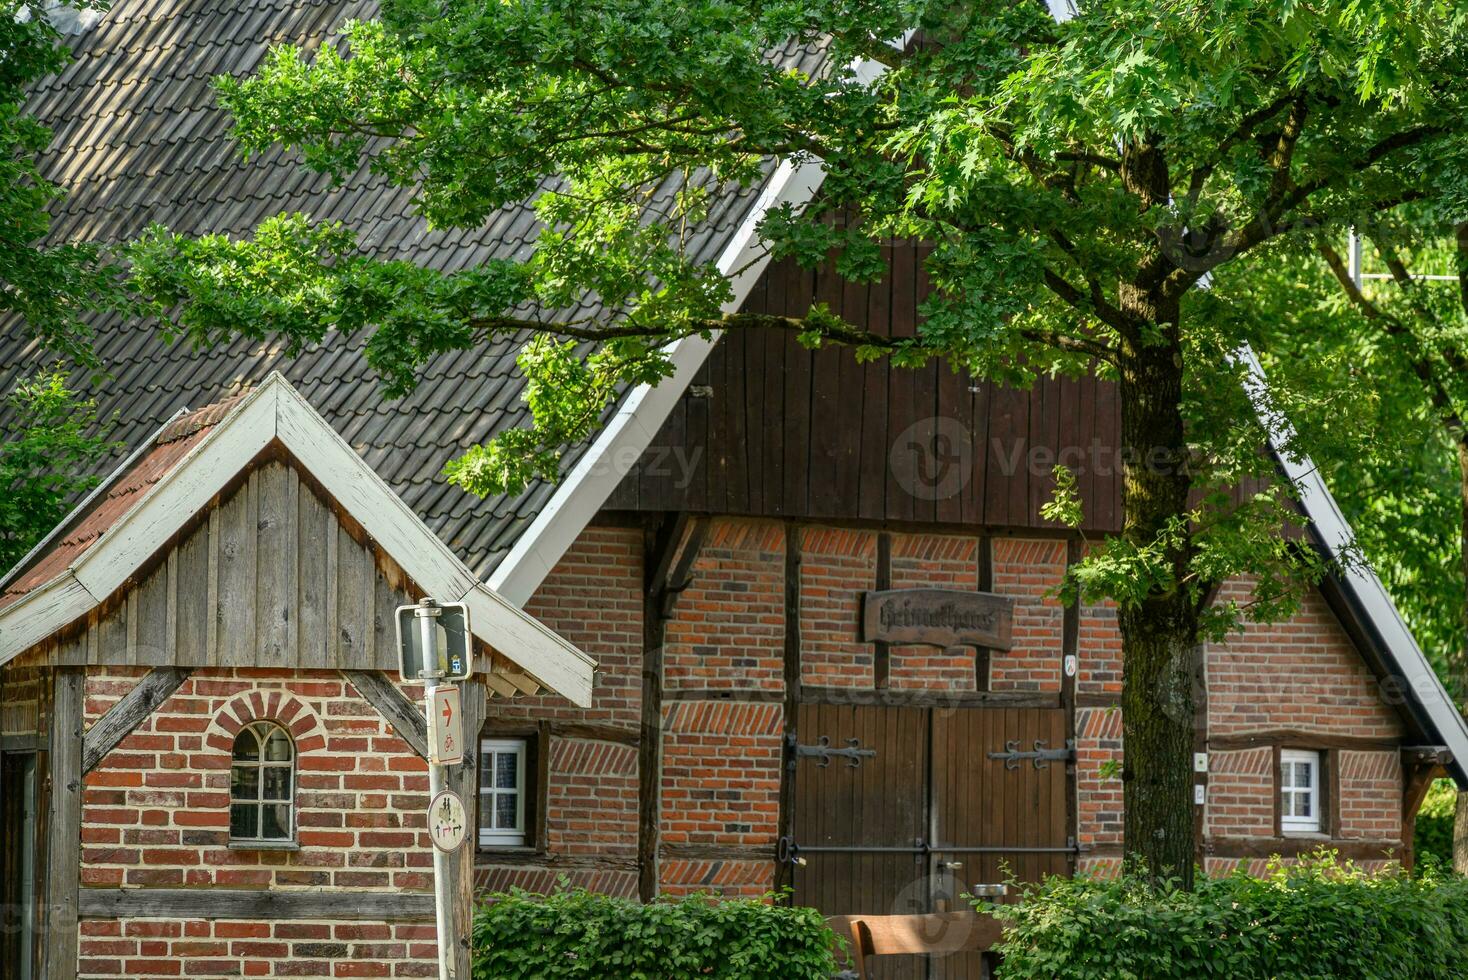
left=1239, top=348, right=1468, bottom=783
left=489, top=157, right=830, bottom=606
left=273, top=375, right=596, bottom=705
left=0, top=572, right=94, bottom=664
left=70, top=381, right=280, bottom=603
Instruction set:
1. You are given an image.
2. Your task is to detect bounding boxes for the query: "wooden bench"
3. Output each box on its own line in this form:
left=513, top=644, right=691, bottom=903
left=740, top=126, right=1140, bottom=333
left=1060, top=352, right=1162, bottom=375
left=833, top=912, right=1006, bottom=979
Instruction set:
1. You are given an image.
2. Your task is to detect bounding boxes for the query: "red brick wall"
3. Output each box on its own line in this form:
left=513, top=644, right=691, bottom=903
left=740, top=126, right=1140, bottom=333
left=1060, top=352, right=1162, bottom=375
left=659, top=699, right=783, bottom=898
left=799, top=526, right=875, bottom=689
left=1204, top=748, right=1275, bottom=838
left=78, top=667, right=437, bottom=977
left=1337, top=750, right=1402, bottom=841
left=1206, top=584, right=1403, bottom=741
left=888, top=532, right=979, bottom=691
left=1075, top=706, right=1123, bottom=852
left=665, top=519, right=785, bottom=693
left=496, top=525, right=643, bottom=897
left=990, top=538, right=1065, bottom=692
left=79, top=919, right=436, bottom=978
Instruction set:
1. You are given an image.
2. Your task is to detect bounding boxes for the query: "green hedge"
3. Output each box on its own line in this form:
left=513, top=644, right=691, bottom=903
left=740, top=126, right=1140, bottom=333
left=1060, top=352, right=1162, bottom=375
left=993, top=853, right=1468, bottom=979
left=471, top=887, right=840, bottom=979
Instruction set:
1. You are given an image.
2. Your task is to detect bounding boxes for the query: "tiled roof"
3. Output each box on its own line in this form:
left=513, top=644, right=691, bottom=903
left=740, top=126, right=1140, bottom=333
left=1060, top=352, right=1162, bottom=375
left=0, top=399, right=227, bottom=608
left=1, top=0, right=828, bottom=578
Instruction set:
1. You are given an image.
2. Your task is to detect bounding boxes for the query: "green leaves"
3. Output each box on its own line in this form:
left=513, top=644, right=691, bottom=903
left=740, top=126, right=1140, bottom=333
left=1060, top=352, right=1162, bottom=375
left=470, top=887, right=840, bottom=980
left=0, top=370, right=119, bottom=571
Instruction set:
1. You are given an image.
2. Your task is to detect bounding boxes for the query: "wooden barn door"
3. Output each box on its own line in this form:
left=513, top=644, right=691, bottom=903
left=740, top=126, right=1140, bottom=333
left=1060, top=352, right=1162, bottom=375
left=789, top=703, right=1071, bottom=980
left=928, top=707, right=1070, bottom=980
left=791, top=703, right=929, bottom=980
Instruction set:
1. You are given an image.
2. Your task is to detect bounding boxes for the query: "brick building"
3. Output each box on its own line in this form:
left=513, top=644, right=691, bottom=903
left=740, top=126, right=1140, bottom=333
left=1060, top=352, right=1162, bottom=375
left=3, top=1, right=1468, bottom=978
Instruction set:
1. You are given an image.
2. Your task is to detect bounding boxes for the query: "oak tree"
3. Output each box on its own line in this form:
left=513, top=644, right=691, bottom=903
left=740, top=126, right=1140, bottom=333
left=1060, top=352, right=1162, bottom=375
left=129, top=0, right=1468, bottom=883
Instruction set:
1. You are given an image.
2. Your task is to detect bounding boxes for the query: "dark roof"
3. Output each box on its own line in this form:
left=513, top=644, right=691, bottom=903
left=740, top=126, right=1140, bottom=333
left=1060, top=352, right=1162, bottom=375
left=2, top=0, right=827, bottom=577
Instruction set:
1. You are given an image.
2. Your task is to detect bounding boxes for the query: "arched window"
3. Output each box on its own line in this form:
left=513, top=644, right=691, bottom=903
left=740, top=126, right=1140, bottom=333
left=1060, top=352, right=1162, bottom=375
left=230, top=722, right=294, bottom=843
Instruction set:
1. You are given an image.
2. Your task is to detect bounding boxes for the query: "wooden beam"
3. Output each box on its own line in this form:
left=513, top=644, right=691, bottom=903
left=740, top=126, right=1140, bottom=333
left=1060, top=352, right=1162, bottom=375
left=448, top=676, right=485, bottom=978
left=1205, top=837, right=1403, bottom=861
left=638, top=514, right=698, bottom=902
left=1062, top=538, right=1080, bottom=875
left=664, top=688, right=784, bottom=704
left=79, top=888, right=434, bottom=921
left=1208, top=730, right=1403, bottom=753
left=799, top=687, right=1061, bottom=710
left=873, top=532, right=891, bottom=689
left=661, top=843, right=774, bottom=861
left=776, top=522, right=802, bottom=897
left=43, top=667, right=84, bottom=980
left=342, top=669, right=428, bottom=759
left=81, top=668, right=191, bottom=774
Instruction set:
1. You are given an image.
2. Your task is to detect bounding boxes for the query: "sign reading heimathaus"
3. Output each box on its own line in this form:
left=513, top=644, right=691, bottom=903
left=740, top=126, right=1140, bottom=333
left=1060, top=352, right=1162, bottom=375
left=861, top=588, right=1015, bottom=650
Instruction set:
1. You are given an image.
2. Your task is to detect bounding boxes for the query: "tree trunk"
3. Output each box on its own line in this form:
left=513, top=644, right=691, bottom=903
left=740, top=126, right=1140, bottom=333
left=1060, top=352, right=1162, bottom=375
left=1114, top=286, right=1201, bottom=888
left=1454, top=438, right=1468, bottom=875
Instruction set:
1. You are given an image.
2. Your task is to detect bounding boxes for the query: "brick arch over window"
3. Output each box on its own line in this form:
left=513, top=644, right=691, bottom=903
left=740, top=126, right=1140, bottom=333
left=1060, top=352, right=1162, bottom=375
left=205, top=690, right=326, bottom=755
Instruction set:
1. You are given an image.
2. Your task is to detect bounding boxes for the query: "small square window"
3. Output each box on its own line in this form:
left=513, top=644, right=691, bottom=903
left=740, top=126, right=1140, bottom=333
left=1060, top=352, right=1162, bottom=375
left=1280, top=749, right=1323, bottom=834
left=479, top=738, right=530, bottom=848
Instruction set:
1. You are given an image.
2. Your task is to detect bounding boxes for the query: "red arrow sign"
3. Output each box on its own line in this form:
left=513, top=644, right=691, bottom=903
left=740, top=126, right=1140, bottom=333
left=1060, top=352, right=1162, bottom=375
left=442, top=699, right=453, bottom=726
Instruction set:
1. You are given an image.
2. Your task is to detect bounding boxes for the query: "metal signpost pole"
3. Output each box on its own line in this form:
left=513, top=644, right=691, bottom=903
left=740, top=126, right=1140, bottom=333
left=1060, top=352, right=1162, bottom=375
left=416, top=602, right=456, bottom=980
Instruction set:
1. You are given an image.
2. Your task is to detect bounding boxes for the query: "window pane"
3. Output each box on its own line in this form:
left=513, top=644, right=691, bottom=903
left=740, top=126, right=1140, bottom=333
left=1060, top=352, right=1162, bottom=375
left=232, top=730, right=260, bottom=762
left=230, top=803, right=258, bottom=839
left=262, top=766, right=291, bottom=801
left=231, top=766, right=260, bottom=802
left=495, top=753, right=518, bottom=790
left=263, top=730, right=292, bottom=762
left=260, top=803, right=290, bottom=840
left=495, top=793, right=519, bottom=830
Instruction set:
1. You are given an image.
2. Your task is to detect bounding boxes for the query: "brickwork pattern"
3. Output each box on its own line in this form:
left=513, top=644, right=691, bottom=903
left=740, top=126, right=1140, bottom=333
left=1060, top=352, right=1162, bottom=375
left=78, top=667, right=437, bottom=975
left=1204, top=748, right=1274, bottom=838
left=798, top=526, right=876, bottom=688
left=659, top=701, right=783, bottom=852
left=1337, top=750, right=1402, bottom=841
left=888, top=532, right=980, bottom=691
left=1075, top=706, right=1123, bottom=850
left=514, top=526, right=643, bottom=727
left=665, top=519, right=785, bottom=692
left=78, top=918, right=437, bottom=978
left=1206, top=583, right=1404, bottom=740
left=990, top=538, right=1065, bottom=691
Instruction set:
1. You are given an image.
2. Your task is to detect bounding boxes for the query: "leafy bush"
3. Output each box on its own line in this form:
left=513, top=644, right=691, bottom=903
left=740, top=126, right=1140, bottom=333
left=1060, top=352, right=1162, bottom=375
left=994, top=853, right=1468, bottom=979
left=1415, top=778, right=1457, bottom=872
left=471, top=887, right=839, bottom=979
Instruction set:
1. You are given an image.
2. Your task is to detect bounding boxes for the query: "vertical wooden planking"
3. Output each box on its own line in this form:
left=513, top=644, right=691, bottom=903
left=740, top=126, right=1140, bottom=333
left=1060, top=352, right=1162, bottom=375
left=215, top=473, right=257, bottom=667
left=858, top=251, right=892, bottom=521
left=43, top=667, right=83, bottom=979
left=174, top=515, right=211, bottom=667
left=296, top=484, right=331, bottom=669
left=255, top=463, right=294, bottom=668
left=334, top=527, right=374, bottom=669
left=963, top=379, right=992, bottom=527
left=781, top=265, right=814, bottom=517
left=372, top=574, right=401, bottom=671
left=93, top=600, right=127, bottom=666
left=133, top=561, right=171, bottom=666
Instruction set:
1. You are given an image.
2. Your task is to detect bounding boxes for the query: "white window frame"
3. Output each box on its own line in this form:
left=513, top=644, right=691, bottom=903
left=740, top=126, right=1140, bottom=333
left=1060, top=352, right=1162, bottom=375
left=1280, top=749, right=1323, bottom=834
left=479, top=738, right=528, bottom=848
left=229, top=721, right=296, bottom=845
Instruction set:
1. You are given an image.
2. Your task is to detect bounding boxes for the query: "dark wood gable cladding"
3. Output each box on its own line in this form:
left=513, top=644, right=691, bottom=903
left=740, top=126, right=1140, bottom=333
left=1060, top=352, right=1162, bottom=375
left=606, top=245, right=1123, bottom=533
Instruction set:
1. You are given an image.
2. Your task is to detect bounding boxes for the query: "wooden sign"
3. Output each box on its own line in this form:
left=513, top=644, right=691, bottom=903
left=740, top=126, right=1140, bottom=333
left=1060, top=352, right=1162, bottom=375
left=862, top=589, right=1015, bottom=650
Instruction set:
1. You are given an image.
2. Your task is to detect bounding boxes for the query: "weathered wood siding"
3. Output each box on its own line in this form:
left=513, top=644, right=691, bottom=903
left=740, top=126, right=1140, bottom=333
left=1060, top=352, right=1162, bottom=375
left=606, top=247, right=1122, bottom=532
left=51, top=461, right=414, bottom=671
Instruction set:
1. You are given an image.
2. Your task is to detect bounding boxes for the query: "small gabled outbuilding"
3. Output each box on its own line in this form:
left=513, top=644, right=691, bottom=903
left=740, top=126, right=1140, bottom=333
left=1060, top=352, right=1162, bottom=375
left=0, top=374, right=593, bottom=977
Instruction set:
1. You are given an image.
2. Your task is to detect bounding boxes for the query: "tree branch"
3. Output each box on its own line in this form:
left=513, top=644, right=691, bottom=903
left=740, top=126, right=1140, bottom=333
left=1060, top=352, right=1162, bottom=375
left=1318, top=239, right=1466, bottom=438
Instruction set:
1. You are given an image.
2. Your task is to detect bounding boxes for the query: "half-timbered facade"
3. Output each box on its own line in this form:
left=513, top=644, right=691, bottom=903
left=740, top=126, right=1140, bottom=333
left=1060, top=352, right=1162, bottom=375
left=4, top=2, right=1468, bottom=978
